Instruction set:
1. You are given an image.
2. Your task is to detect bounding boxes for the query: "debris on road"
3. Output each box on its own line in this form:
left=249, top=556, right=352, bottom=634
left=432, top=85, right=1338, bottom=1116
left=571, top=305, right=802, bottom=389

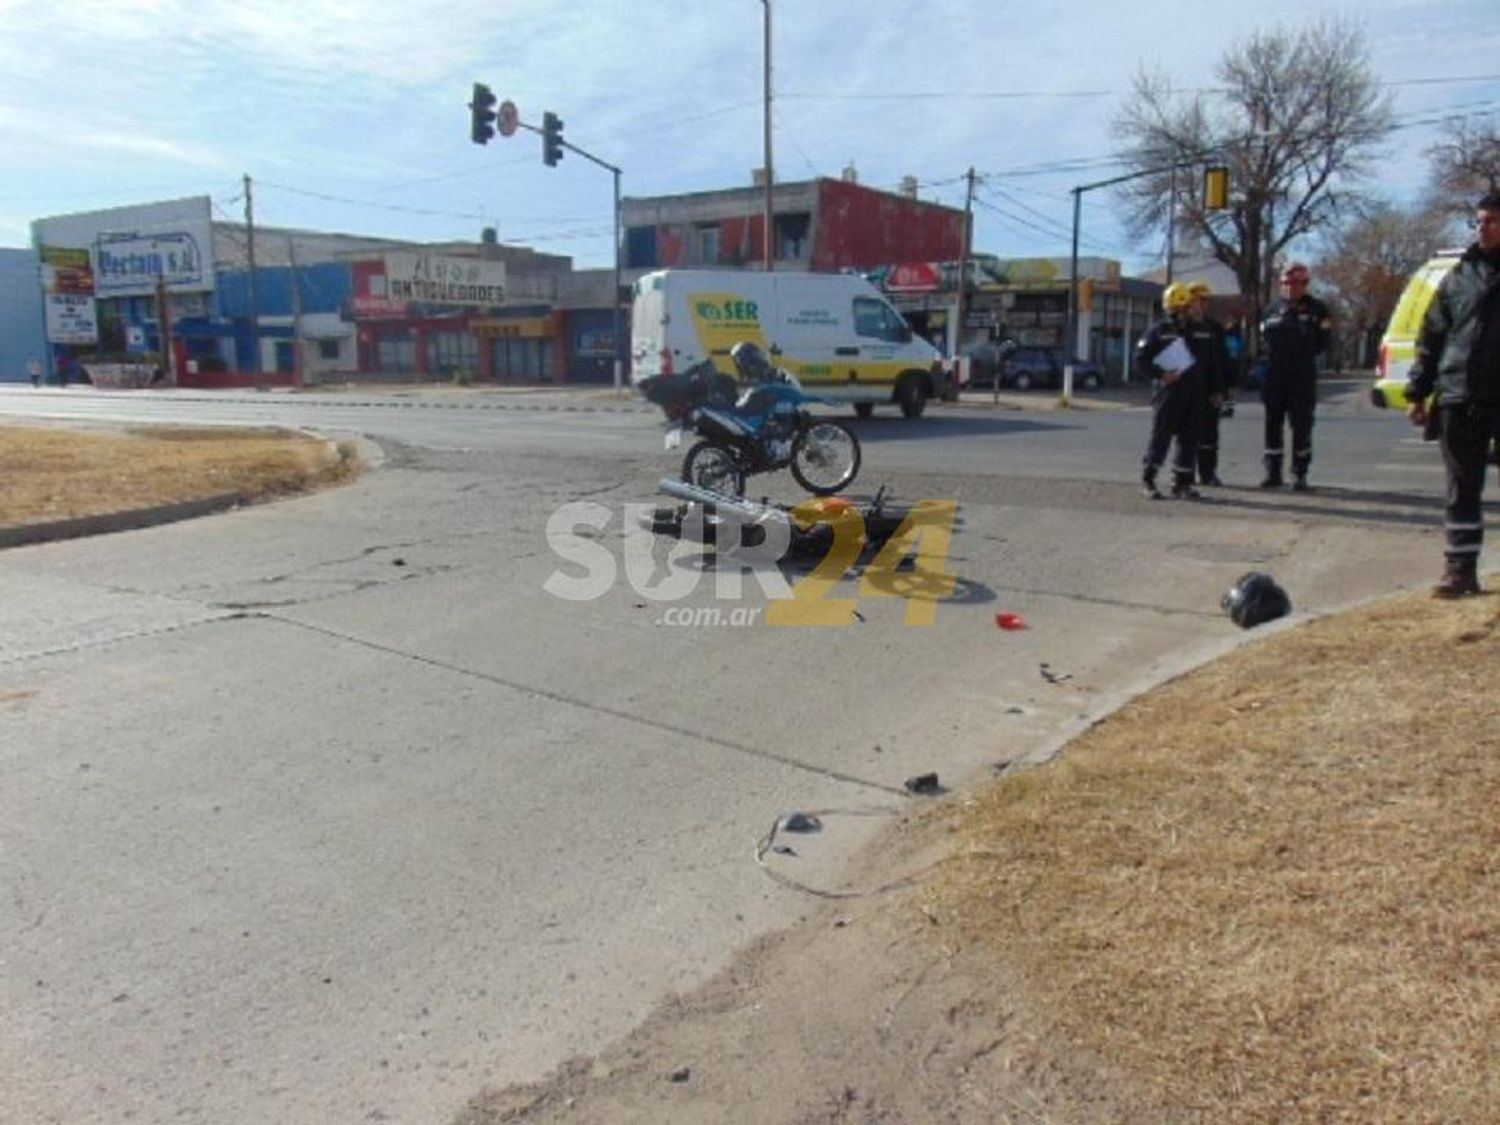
left=1039, top=662, right=1073, bottom=684
left=904, top=773, right=942, bottom=795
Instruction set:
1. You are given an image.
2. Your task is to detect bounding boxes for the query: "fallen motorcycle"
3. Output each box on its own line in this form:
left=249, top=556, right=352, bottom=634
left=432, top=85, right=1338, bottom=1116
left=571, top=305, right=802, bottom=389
left=640, top=343, right=862, bottom=498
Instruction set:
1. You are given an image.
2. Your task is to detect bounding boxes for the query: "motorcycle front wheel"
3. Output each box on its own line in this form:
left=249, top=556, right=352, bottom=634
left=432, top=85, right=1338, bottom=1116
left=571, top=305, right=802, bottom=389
left=789, top=421, right=861, bottom=495
left=682, top=439, right=747, bottom=497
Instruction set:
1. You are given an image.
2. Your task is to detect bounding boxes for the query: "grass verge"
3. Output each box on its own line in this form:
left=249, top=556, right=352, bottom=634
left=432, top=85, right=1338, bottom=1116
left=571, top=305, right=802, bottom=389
left=0, top=424, right=357, bottom=527
left=927, top=591, right=1500, bottom=1122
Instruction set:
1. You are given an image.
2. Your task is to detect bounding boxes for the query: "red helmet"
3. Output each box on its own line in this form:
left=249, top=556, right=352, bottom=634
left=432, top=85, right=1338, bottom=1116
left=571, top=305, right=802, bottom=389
left=1280, top=262, right=1310, bottom=284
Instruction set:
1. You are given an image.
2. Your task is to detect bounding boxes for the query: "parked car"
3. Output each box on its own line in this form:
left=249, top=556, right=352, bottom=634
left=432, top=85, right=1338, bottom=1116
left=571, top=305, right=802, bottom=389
left=960, top=342, right=1110, bottom=392
left=1001, top=346, right=1061, bottom=390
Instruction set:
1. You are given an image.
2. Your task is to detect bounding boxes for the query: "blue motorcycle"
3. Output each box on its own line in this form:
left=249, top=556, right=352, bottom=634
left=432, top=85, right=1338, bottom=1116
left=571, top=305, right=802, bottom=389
left=643, top=344, right=862, bottom=497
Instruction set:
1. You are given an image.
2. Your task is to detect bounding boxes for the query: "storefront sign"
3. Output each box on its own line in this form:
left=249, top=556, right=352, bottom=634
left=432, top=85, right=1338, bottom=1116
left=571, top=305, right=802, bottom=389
left=883, top=262, right=944, bottom=293
left=384, top=253, right=506, bottom=307
left=473, top=316, right=550, bottom=338
left=93, top=228, right=210, bottom=296
left=41, top=246, right=95, bottom=295
left=44, top=293, right=99, bottom=344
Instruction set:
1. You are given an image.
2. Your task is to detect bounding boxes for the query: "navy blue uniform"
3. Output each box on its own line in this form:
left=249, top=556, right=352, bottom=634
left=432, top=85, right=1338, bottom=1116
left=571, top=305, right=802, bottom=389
left=1260, top=294, right=1331, bottom=484
left=1137, top=314, right=1210, bottom=497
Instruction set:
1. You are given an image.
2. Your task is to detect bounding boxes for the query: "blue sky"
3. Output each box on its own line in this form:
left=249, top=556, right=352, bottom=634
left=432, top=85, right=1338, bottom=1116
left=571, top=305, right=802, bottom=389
left=0, top=0, right=1496, bottom=274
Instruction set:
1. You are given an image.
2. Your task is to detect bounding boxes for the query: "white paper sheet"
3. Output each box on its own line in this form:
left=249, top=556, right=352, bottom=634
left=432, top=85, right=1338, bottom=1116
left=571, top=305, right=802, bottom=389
left=1154, top=335, right=1194, bottom=375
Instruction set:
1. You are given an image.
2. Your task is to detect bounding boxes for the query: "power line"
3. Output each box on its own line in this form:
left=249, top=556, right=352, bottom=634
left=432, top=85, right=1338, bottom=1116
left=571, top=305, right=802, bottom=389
left=256, top=179, right=490, bottom=222
left=779, top=73, right=1500, bottom=103
left=973, top=195, right=1123, bottom=256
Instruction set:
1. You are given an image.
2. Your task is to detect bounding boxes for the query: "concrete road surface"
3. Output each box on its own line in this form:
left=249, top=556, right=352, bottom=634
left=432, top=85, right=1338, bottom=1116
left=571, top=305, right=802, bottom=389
left=0, top=386, right=1449, bottom=1122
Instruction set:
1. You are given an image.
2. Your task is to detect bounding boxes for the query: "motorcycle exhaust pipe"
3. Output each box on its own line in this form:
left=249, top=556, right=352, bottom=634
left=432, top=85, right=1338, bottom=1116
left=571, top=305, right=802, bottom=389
left=657, top=478, right=780, bottom=525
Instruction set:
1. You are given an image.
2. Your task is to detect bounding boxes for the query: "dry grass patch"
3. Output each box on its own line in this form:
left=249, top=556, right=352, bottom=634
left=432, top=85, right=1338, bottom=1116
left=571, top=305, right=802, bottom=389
left=929, top=593, right=1500, bottom=1123
left=0, top=424, right=357, bottom=526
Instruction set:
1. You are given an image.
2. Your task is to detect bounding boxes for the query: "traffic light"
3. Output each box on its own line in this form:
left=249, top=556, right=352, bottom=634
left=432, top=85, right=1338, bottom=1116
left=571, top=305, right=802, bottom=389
left=1204, top=165, right=1230, bottom=210
left=470, top=82, right=497, bottom=145
left=542, top=111, right=565, bottom=167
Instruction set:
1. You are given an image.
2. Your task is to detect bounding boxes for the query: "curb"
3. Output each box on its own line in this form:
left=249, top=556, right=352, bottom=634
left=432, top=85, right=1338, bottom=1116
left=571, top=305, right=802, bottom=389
left=0, top=492, right=250, bottom=549
left=0, top=432, right=368, bottom=551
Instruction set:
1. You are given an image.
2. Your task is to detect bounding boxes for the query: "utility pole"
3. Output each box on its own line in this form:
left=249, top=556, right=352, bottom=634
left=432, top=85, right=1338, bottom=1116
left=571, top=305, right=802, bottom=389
left=288, top=237, right=304, bottom=387
left=953, top=168, right=977, bottom=399
left=155, top=271, right=175, bottom=386
left=243, top=173, right=260, bottom=374
left=612, top=165, right=623, bottom=394
left=761, top=0, right=774, bottom=271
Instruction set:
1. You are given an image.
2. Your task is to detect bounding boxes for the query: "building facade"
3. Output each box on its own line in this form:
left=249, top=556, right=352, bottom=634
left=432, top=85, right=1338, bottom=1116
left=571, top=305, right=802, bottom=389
left=0, top=248, right=45, bottom=382
left=622, top=176, right=966, bottom=276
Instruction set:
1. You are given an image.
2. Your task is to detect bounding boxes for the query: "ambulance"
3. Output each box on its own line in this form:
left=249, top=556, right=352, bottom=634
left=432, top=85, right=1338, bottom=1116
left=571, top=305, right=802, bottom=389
left=1370, top=250, right=1461, bottom=410
left=629, top=269, right=947, bottom=417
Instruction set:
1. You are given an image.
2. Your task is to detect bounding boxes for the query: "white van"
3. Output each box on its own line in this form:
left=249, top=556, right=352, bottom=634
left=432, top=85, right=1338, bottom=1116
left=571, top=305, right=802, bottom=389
left=630, top=269, right=947, bottom=417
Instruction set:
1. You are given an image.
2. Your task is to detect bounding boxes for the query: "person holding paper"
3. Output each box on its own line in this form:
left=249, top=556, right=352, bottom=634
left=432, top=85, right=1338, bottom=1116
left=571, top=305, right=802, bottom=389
left=1189, top=281, right=1233, bottom=487
left=1259, top=262, right=1332, bottom=490
left=1136, top=282, right=1207, bottom=499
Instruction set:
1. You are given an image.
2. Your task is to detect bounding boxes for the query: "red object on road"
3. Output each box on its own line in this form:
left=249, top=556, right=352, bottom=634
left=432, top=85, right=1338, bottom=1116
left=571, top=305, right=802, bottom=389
left=995, top=612, right=1027, bottom=630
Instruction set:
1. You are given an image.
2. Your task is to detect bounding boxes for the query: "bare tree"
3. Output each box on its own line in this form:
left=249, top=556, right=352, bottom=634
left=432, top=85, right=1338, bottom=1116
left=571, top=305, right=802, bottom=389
left=1425, top=117, right=1500, bottom=219
left=1313, top=202, right=1451, bottom=368
left=1115, top=21, right=1394, bottom=343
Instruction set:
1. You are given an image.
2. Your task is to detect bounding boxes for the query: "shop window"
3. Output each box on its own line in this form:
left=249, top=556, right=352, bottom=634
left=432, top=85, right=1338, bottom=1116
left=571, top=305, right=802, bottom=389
left=427, top=330, right=478, bottom=375
left=494, top=337, right=553, bottom=382
left=376, top=333, right=416, bottom=373
left=317, top=338, right=341, bottom=360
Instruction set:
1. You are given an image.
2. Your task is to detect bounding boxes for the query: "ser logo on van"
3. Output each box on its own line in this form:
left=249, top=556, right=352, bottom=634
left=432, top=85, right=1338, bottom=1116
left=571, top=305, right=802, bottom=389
left=694, top=298, right=759, bottom=325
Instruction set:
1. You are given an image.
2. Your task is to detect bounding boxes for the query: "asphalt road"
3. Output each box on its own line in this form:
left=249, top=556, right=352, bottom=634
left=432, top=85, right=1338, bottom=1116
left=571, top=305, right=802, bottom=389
left=0, top=380, right=1448, bottom=1123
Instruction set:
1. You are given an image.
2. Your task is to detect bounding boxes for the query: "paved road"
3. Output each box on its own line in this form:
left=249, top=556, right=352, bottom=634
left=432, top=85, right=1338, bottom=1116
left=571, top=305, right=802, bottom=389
left=0, top=381, right=1447, bottom=1123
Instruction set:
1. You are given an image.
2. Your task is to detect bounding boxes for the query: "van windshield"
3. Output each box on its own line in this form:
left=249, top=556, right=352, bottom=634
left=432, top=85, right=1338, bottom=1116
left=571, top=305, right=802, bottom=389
left=853, top=297, right=910, bottom=343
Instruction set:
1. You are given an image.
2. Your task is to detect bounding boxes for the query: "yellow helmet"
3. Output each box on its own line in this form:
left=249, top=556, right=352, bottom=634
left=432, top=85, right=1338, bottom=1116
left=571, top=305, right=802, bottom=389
left=1188, top=280, right=1212, bottom=299
left=1162, top=282, right=1194, bottom=313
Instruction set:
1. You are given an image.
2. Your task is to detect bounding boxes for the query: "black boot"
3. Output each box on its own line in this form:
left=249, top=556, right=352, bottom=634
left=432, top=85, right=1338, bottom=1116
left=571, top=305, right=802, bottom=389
left=1260, top=454, right=1284, bottom=489
left=1170, top=475, right=1200, bottom=500
left=1432, top=555, right=1481, bottom=599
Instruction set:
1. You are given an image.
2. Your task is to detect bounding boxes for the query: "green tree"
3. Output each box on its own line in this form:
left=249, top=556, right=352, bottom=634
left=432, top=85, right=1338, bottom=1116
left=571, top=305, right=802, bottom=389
left=1115, top=20, right=1394, bottom=340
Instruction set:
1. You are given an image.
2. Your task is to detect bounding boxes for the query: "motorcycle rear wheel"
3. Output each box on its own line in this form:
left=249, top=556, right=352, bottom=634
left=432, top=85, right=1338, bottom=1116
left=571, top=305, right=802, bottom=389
left=682, top=439, right=747, bottom=497
left=790, top=421, right=861, bottom=495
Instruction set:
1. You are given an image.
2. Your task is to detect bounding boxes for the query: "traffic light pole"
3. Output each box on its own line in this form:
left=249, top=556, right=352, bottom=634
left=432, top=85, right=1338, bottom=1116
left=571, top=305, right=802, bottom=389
left=1064, top=157, right=1213, bottom=406
left=522, top=120, right=627, bottom=393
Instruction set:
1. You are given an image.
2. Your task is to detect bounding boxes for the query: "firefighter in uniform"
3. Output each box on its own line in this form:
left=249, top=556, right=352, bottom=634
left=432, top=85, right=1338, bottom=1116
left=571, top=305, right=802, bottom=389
left=1137, top=282, right=1207, bottom=500
left=1259, top=262, right=1332, bottom=490
left=1404, top=192, right=1500, bottom=598
left=1188, top=280, right=1232, bottom=487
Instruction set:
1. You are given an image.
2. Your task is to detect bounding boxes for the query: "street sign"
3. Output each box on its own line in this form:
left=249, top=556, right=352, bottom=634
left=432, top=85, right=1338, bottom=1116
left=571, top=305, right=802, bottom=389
left=498, top=100, right=519, bottom=138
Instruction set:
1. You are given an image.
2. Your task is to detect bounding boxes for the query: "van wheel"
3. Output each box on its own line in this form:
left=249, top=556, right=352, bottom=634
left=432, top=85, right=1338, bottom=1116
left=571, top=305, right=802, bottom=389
left=1013, top=371, right=1033, bottom=391
left=1081, top=371, right=1101, bottom=391
left=854, top=403, right=874, bottom=419
left=897, top=375, right=927, bottom=418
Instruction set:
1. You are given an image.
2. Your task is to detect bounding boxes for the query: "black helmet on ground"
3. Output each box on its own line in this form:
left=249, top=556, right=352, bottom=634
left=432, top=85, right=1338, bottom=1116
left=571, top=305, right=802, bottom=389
left=1222, top=572, right=1291, bottom=629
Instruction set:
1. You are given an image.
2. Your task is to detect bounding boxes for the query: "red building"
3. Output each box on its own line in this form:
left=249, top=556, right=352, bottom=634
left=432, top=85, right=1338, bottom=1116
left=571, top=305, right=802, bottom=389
left=621, top=176, right=965, bottom=275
